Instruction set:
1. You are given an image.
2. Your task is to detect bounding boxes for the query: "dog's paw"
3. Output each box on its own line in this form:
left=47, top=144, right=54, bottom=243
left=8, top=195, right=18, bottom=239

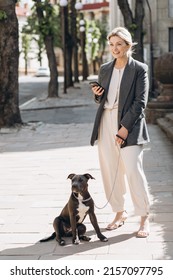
left=100, top=235, right=108, bottom=242
left=80, top=235, right=91, bottom=242
left=73, top=238, right=80, bottom=245
left=58, top=239, right=66, bottom=246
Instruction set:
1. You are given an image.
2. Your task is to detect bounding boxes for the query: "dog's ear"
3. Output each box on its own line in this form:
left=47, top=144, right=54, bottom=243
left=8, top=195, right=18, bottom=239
left=83, top=173, right=95, bottom=180
left=67, top=173, right=76, bottom=180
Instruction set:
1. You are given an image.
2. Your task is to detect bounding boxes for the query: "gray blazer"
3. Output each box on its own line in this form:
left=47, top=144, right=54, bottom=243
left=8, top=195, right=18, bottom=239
left=90, top=56, right=150, bottom=147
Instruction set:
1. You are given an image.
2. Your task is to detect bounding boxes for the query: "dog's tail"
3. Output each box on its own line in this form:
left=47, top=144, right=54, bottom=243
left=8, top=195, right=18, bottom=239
left=39, top=232, right=56, bottom=242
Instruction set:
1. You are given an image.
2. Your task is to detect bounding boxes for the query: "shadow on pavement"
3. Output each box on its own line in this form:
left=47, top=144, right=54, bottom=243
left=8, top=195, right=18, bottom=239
left=0, top=231, right=135, bottom=260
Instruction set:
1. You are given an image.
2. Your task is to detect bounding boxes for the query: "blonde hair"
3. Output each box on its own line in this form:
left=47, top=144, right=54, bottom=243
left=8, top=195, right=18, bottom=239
left=107, top=27, right=137, bottom=56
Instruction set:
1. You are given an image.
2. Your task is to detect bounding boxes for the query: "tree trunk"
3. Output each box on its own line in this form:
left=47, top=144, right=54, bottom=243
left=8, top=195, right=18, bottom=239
left=80, top=30, right=88, bottom=80
left=44, top=36, right=59, bottom=97
left=35, top=0, right=58, bottom=97
left=117, top=0, right=133, bottom=27
left=66, top=35, right=73, bottom=87
left=69, top=0, right=79, bottom=83
left=117, top=0, right=144, bottom=62
left=0, top=0, right=22, bottom=128
left=64, top=4, right=73, bottom=88
left=134, top=0, right=144, bottom=62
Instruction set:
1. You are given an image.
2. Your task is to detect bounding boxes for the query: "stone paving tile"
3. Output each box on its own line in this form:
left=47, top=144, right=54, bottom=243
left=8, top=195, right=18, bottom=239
left=151, top=205, right=173, bottom=212
left=96, top=254, right=153, bottom=260
left=0, top=234, right=43, bottom=244
left=40, top=254, right=97, bottom=260
left=153, top=254, right=173, bottom=260
left=15, top=215, right=53, bottom=225
left=148, top=231, right=173, bottom=242
left=153, top=212, right=173, bottom=222
left=0, top=255, right=40, bottom=260
left=52, top=242, right=109, bottom=256
left=162, top=243, right=173, bottom=259
left=0, top=242, right=56, bottom=256
left=108, top=236, right=148, bottom=254
left=1, top=224, right=48, bottom=233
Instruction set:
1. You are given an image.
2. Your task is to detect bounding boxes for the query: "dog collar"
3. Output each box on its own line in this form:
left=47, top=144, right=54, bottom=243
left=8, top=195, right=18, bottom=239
left=72, top=192, right=92, bottom=202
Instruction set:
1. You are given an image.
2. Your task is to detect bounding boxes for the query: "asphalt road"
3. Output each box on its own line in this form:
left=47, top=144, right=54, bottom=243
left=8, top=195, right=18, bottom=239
left=20, top=105, right=97, bottom=124
left=19, top=75, right=97, bottom=124
left=19, top=75, right=53, bottom=105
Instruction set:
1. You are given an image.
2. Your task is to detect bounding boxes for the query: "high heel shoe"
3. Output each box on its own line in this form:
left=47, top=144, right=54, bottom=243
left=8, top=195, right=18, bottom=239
left=106, top=211, right=128, bottom=230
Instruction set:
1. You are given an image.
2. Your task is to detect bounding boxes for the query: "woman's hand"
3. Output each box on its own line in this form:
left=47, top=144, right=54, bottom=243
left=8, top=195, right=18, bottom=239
left=92, top=85, right=104, bottom=96
left=116, top=126, right=128, bottom=146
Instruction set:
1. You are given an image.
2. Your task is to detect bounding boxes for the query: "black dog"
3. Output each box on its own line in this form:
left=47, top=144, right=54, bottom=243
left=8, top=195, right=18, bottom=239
left=40, top=173, right=108, bottom=245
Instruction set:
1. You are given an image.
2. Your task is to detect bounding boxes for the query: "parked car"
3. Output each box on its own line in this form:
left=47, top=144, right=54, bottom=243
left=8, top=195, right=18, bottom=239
left=35, top=67, right=50, bottom=77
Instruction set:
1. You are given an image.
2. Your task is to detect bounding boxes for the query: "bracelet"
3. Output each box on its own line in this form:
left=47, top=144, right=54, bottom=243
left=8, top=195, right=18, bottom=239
left=116, top=134, right=126, bottom=142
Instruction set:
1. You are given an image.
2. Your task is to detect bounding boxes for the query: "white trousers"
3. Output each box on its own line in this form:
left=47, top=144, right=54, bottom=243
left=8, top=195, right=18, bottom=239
left=98, top=108, right=150, bottom=216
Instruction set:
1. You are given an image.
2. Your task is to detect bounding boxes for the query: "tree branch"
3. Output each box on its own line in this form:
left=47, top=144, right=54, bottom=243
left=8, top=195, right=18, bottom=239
left=117, top=0, right=134, bottom=27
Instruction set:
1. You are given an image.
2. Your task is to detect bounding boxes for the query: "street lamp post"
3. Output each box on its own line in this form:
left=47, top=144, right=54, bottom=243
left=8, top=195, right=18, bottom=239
left=73, top=1, right=83, bottom=83
left=60, top=0, right=68, bottom=94
left=79, top=18, right=88, bottom=80
left=92, top=37, right=98, bottom=74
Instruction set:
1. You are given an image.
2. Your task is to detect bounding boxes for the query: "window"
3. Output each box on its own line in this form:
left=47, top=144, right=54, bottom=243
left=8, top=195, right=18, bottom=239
left=169, top=28, right=173, bottom=51
left=168, top=0, right=173, bottom=17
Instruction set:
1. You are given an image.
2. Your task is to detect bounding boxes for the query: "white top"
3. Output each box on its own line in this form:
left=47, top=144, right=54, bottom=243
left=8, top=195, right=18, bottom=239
left=104, top=67, right=125, bottom=109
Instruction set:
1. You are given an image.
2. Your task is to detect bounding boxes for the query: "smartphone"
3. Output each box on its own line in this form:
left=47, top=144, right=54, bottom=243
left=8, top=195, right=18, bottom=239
left=89, top=81, right=102, bottom=87
left=89, top=81, right=103, bottom=89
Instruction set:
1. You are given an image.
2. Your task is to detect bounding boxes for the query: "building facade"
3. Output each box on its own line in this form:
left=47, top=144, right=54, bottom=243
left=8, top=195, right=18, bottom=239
left=109, top=0, right=173, bottom=56
left=16, top=0, right=173, bottom=74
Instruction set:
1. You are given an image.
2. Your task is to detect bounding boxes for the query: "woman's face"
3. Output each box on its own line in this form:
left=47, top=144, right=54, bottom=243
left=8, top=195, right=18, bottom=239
left=108, top=35, right=130, bottom=59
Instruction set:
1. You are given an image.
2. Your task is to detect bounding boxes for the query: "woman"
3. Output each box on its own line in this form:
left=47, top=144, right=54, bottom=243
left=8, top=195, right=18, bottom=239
left=90, top=27, right=150, bottom=238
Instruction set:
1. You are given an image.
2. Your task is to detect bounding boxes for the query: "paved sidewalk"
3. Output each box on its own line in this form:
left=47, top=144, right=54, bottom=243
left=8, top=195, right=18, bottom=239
left=0, top=80, right=173, bottom=260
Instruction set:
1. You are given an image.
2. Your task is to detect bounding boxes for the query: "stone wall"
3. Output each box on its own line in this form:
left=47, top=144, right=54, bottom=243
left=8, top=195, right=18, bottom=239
left=157, top=0, right=173, bottom=54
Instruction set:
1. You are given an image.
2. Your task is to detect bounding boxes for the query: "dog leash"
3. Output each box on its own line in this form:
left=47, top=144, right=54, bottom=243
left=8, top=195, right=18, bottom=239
left=72, top=144, right=121, bottom=209
left=94, top=144, right=121, bottom=210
